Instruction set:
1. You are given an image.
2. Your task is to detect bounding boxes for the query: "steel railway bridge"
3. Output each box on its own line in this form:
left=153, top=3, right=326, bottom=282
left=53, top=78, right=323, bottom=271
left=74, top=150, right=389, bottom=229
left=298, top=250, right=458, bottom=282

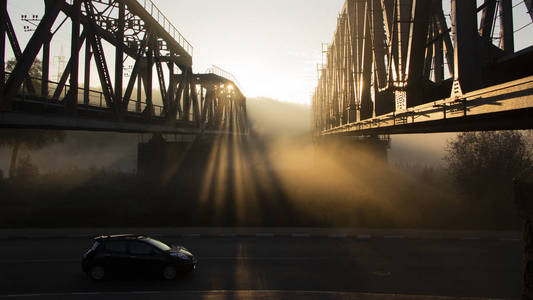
left=313, top=0, right=533, bottom=136
left=0, top=0, right=247, bottom=135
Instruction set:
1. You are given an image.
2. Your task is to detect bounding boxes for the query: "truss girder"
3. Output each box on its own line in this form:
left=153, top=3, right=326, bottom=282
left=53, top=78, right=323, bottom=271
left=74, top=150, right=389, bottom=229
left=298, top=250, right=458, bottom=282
left=0, top=0, right=247, bottom=135
left=314, top=0, right=533, bottom=136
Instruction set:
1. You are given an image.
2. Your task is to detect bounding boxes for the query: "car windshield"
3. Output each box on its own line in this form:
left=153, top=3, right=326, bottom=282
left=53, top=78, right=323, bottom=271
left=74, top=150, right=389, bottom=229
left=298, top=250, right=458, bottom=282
left=143, top=238, right=171, bottom=251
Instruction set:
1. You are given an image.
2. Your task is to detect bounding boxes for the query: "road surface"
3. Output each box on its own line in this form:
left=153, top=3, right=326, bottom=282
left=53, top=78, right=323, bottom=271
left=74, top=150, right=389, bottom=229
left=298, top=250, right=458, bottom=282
left=0, top=233, right=522, bottom=299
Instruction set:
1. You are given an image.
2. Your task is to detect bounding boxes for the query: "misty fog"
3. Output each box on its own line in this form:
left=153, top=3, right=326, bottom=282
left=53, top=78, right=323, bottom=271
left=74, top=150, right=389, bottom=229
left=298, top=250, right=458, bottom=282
left=3, top=97, right=521, bottom=230
left=0, top=98, right=452, bottom=176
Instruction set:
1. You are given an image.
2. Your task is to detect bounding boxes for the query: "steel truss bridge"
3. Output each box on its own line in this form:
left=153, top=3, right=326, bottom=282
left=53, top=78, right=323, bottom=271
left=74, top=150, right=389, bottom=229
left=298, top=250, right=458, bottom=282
left=0, top=0, right=247, bottom=135
left=313, top=0, right=533, bottom=136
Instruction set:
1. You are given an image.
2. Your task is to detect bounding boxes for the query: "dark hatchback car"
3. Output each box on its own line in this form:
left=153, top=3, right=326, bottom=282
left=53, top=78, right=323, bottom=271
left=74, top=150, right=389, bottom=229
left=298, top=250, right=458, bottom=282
left=82, top=235, right=197, bottom=280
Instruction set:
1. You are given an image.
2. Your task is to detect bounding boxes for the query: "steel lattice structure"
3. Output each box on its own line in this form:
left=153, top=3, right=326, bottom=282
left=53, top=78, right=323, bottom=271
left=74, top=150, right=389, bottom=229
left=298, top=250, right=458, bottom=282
left=0, top=0, right=247, bottom=135
left=314, top=0, right=533, bottom=136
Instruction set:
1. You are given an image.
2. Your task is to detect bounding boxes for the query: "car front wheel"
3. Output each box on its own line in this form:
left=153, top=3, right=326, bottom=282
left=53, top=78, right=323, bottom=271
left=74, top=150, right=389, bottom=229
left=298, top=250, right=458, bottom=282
left=162, top=265, right=177, bottom=280
left=88, top=265, right=105, bottom=281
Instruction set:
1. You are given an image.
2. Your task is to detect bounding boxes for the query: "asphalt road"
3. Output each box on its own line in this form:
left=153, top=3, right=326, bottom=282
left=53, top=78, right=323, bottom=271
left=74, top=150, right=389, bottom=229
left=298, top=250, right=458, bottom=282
left=0, top=235, right=523, bottom=299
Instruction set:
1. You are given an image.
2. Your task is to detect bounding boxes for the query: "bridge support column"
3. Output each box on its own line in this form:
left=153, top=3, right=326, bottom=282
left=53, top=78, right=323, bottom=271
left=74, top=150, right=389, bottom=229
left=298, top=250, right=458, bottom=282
left=319, top=135, right=390, bottom=162
left=138, top=134, right=207, bottom=183
left=514, top=172, right=533, bottom=299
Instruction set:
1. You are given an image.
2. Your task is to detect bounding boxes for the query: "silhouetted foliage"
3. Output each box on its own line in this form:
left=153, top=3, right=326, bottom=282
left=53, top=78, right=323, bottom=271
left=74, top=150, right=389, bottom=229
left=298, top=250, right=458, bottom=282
left=2, top=58, right=66, bottom=177
left=15, top=155, right=40, bottom=179
left=445, top=131, right=532, bottom=226
left=445, top=131, right=531, bottom=192
left=0, top=129, right=66, bottom=178
left=6, top=58, right=42, bottom=78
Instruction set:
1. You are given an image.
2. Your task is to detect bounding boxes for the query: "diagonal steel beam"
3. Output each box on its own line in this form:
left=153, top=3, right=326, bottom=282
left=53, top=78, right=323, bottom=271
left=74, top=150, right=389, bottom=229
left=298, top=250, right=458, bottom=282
left=3, top=12, right=36, bottom=95
left=52, top=31, right=87, bottom=101
left=434, top=4, right=454, bottom=76
left=123, top=35, right=149, bottom=111
left=525, top=0, right=533, bottom=22
left=84, top=1, right=115, bottom=112
left=479, top=0, right=497, bottom=39
left=4, top=0, right=63, bottom=101
left=0, top=0, right=5, bottom=98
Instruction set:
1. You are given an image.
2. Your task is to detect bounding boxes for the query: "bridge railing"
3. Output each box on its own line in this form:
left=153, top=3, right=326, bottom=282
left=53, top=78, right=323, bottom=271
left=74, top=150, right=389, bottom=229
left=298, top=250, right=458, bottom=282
left=135, top=0, right=193, bottom=56
left=206, top=65, right=241, bottom=88
left=6, top=72, right=166, bottom=117
left=64, top=0, right=194, bottom=56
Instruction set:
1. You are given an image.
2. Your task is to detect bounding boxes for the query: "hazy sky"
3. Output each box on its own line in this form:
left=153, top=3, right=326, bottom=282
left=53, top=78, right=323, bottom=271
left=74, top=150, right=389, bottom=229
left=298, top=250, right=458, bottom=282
left=156, top=0, right=345, bottom=104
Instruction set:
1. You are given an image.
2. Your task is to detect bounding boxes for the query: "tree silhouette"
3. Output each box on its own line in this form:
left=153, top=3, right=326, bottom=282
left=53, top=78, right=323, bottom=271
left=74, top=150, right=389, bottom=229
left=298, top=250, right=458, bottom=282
left=2, top=58, right=64, bottom=178
left=6, top=58, right=42, bottom=78
left=445, top=131, right=532, bottom=224
left=0, top=129, right=66, bottom=178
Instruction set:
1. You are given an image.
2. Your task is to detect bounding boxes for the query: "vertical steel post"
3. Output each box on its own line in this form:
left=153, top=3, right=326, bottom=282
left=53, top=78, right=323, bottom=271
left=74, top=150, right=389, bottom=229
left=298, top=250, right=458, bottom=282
left=360, top=1, right=374, bottom=120
left=398, top=0, right=414, bottom=81
left=452, top=0, right=482, bottom=94
left=136, top=74, right=142, bottom=112
left=166, top=61, right=175, bottom=122
left=115, top=1, right=125, bottom=115
left=144, top=44, right=153, bottom=118
left=68, top=0, right=81, bottom=110
left=371, top=0, right=388, bottom=90
left=434, top=24, right=444, bottom=83
left=41, top=1, right=50, bottom=98
left=84, top=39, right=91, bottom=105
left=406, top=0, right=431, bottom=107
left=42, top=37, right=50, bottom=98
left=500, top=0, right=515, bottom=54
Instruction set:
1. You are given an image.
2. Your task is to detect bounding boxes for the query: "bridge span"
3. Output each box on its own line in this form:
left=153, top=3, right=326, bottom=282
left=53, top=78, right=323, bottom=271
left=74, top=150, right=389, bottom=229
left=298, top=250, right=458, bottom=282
left=313, top=0, right=533, bottom=136
left=0, top=0, right=247, bottom=135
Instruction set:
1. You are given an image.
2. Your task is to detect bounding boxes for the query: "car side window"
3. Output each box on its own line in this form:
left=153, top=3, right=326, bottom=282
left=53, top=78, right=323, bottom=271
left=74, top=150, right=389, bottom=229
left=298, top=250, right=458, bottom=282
left=104, top=240, right=128, bottom=253
left=129, top=241, right=153, bottom=255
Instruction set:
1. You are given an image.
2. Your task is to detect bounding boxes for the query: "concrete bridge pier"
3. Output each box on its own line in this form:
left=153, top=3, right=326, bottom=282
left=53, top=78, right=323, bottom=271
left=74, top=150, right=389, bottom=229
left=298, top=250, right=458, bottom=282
left=317, top=135, right=391, bottom=162
left=137, top=134, right=206, bottom=182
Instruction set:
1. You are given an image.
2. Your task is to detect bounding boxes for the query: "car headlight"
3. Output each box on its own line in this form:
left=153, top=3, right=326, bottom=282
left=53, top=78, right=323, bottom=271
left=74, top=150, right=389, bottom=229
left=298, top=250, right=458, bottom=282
left=171, top=252, right=192, bottom=261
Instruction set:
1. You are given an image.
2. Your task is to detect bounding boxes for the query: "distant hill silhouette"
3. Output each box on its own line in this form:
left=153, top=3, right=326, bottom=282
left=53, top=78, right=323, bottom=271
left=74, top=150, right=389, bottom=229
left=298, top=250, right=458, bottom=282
left=247, top=97, right=311, bottom=138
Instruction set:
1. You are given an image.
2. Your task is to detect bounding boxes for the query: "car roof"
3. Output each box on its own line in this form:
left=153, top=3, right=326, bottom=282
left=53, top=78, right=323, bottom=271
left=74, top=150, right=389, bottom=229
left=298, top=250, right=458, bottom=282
left=93, top=234, right=148, bottom=242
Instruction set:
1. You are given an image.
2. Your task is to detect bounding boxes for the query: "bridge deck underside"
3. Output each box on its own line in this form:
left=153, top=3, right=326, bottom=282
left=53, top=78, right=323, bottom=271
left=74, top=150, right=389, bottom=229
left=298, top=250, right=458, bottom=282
left=0, top=97, right=198, bottom=134
left=323, top=76, right=533, bottom=136
left=0, top=95, right=245, bottom=135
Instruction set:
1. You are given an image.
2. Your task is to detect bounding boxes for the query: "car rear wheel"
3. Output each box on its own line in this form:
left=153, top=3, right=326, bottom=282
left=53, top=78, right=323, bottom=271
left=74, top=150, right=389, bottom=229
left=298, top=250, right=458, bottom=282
left=88, top=265, right=105, bottom=281
left=162, top=265, right=177, bottom=280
